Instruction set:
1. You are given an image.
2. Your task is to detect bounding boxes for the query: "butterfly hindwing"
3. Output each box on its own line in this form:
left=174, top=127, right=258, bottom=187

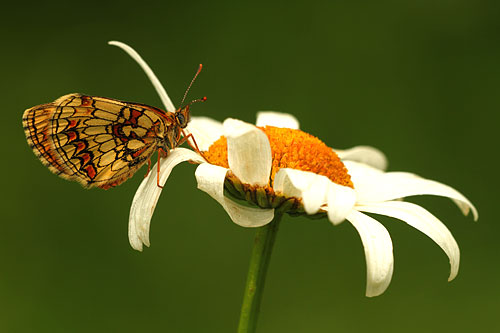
left=23, top=93, right=174, bottom=189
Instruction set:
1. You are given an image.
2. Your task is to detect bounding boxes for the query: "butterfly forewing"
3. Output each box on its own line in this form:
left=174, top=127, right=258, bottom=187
left=23, top=93, right=175, bottom=189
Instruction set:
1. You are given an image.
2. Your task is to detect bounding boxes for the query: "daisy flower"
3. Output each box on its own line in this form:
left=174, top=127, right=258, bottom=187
left=110, top=41, right=478, bottom=298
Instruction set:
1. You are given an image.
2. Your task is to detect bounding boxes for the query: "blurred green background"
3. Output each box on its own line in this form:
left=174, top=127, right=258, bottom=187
left=1, top=0, right=498, bottom=332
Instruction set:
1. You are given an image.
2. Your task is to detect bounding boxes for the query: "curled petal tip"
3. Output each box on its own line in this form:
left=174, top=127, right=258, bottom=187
left=107, top=40, right=176, bottom=113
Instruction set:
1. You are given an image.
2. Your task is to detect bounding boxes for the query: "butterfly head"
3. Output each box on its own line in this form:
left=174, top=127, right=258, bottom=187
left=175, top=105, right=190, bottom=128
left=176, top=96, right=207, bottom=128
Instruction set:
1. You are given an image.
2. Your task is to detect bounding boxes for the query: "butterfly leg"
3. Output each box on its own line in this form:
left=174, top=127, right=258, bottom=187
left=156, top=148, right=168, bottom=189
left=180, top=130, right=209, bottom=162
left=144, top=158, right=152, bottom=178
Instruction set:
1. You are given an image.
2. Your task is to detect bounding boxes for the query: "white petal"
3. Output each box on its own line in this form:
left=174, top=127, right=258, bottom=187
left=274, top=168, right=318, bottom=198
left=357, top=201, right=460, bottom=281
left=273, top=168, right=324, bottom=213
left=195, top=163, right=275, bottom=227
left=129, top=148, right=205, bottom=251
left=223, top=118, right=272, bottom=186
left=184, top=116, right=224, bottom=151
left=353, top=171, right=478, bottom=221
left=302, top=176, right=331, bottom=215
left=256, top=111, right=300, bottom=129
left=273, top=168, right=353, bottom=217
left=108, top=41, right=176, bottom=113
left=326, top=182, right=356, bottom=225
left=334, top=146, right=388, bottom=171
left=344, top=160, right=384, bottom=188
left=346, top=210, right=394, bottom=297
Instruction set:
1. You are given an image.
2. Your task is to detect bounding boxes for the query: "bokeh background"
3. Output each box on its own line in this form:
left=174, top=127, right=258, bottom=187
left=1, top=1, right=498, bottom=332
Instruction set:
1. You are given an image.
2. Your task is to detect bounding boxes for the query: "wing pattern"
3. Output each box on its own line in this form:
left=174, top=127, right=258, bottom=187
left=23, top=93, right=174, bottom=189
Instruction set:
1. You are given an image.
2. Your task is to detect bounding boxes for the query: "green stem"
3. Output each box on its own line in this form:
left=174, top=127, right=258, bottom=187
left=238, top=212, right=283, bottom=333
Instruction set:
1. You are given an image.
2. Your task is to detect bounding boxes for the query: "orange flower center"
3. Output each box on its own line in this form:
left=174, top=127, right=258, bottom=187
left=204, top=126, right=353, bottom=188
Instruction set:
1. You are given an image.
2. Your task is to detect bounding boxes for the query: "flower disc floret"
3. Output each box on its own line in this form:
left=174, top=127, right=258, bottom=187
left=204, top=126, right=353, bottom=189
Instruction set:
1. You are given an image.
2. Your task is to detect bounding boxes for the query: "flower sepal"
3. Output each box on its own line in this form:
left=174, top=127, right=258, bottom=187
left=224, top=171, right=328, bottom=219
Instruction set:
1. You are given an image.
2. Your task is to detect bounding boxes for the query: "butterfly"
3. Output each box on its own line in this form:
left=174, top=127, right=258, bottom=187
left=23, top=68, right=205, bottom=189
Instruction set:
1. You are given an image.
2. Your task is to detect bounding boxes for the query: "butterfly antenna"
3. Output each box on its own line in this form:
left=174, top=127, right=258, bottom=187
left=189, top=96, right=207, bottom=105
left=180, top=64, right=203, bottom=107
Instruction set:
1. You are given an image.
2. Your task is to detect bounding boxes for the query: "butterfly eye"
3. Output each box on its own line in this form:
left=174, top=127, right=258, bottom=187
left=176, top=113, right=186, bottom=126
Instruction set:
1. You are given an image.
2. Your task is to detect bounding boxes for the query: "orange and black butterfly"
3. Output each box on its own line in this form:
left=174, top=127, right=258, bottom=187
left=23, top=69, right=205, bottom=189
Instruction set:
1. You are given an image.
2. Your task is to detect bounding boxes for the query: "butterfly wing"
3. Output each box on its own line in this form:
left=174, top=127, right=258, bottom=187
left=23, top=93, right=173, bottom=189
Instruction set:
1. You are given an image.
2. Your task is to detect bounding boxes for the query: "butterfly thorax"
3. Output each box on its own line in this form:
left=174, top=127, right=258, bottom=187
left=157, top=105, right=190, bottom=154
left=159, top=120, right=182, bottom=153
